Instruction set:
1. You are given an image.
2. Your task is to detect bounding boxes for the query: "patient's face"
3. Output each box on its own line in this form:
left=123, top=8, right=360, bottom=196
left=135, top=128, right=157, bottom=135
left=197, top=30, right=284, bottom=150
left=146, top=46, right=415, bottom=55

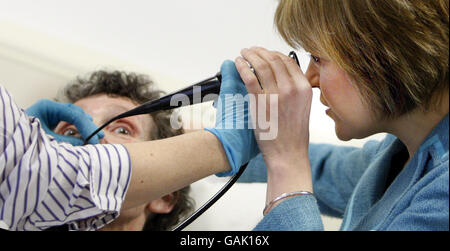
left=55, top=94, right=175, bottom=230
left=55, top=94, right=155, bottom=144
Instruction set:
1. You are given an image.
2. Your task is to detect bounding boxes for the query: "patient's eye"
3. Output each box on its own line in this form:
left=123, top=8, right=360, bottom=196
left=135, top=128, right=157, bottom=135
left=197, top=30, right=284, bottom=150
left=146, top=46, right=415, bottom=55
left=113, top=127, right=131, bottom=135
left=62, top=127, right=81, bottom=138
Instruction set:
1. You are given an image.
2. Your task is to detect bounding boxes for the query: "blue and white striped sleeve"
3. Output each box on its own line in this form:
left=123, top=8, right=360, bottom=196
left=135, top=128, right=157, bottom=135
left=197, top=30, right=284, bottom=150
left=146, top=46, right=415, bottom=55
left=0, top=86, right=132, bottom=231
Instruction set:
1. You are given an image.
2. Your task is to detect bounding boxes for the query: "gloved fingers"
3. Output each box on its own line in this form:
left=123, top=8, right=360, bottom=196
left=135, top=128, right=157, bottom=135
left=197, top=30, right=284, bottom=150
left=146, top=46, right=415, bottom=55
left=55, top=103, right=103, bottom=144
left=64, top=104, right=105, bottom=139
left=68, top=117, right=103, bottom=145
left=206, top=61, right=261, bottom=176
left=66, top=104, right=96, bottom=123
left=213, top=60, right=248, bottom=110
left=219, top=60, right=248, bottom=95
left=240, top=47, right=277, bottom=94
left=220, top=60, right=242, bottom=83
left=25, top=99, right=51, bottom=122
left=65, top=103, right=84, bottom=115
left=25, top=99, right=103, bottom=144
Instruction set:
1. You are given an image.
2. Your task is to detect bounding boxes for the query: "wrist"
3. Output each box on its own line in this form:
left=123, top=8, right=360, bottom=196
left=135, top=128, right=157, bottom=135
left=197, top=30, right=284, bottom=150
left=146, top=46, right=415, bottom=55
left=204, top=126, right=259, bottom=177
left=265, top=153, right=310, bottom=176
left=202, top=130, right=232, bottom=174
left=265, top=159, right=313, bottom=205
left=263, top=191, right=314, bottom=216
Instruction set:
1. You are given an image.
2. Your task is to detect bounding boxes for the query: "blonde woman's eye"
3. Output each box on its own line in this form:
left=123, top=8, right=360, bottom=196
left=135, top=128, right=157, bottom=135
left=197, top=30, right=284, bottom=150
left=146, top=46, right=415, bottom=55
left=114, top=127, right=130, bottom=135
left=310, top=55, right=321, bottom=64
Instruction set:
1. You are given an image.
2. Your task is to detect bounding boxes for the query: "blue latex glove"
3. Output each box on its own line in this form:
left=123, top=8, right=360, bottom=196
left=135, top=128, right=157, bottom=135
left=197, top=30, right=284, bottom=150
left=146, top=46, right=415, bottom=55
left=205, top=60, right=260, bottom=177
left=26, top=99, right=104, bottom=145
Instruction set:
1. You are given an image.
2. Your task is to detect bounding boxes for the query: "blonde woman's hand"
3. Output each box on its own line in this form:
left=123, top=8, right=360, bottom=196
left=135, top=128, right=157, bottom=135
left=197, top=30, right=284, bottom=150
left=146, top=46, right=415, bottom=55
left=235, top=47, right=314, bottom=202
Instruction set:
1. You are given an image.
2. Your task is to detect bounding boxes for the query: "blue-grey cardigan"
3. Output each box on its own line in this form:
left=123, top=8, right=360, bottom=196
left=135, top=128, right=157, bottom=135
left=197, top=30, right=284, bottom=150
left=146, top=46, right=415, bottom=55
left=239, top=114, right=449, bottom=231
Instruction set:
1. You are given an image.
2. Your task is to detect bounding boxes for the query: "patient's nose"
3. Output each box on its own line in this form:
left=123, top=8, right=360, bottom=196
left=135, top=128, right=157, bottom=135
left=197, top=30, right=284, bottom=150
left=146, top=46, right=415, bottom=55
left=99, top=134, right=110, bottom=144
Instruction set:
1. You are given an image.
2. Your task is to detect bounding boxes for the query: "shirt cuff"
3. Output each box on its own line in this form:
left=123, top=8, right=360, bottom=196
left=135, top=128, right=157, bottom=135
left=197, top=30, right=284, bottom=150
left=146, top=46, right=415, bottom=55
left=69, top=144, right=131, bottom=231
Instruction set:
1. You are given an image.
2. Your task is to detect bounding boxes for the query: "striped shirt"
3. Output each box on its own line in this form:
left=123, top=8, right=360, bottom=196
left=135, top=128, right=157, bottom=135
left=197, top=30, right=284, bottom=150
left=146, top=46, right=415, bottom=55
left=0, top=85, right=132, bottom=231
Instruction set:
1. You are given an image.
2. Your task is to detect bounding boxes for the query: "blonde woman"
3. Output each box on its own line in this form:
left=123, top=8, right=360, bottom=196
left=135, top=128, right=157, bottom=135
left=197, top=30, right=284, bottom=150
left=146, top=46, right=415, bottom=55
left=237, top=0, right=448, bottom=230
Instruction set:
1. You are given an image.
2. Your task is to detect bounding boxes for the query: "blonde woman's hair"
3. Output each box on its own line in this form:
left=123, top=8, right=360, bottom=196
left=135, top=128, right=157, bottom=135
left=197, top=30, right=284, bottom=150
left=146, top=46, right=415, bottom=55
left=275, top=0, right=449, bottom=117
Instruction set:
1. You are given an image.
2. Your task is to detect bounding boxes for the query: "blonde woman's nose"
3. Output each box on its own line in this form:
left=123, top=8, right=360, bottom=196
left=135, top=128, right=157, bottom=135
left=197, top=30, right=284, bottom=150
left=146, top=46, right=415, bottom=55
left=305, top=60, right=320, bottom=88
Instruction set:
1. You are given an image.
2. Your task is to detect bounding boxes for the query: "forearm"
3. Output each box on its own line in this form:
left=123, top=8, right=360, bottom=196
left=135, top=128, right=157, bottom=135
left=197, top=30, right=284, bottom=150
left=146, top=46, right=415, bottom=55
left=122, top=130, right=230, bottom=209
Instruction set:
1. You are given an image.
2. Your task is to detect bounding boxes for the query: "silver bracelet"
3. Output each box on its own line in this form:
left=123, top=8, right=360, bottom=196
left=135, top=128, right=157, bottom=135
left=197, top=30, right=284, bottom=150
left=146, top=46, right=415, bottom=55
left=263, top=191, right=314, bottom=216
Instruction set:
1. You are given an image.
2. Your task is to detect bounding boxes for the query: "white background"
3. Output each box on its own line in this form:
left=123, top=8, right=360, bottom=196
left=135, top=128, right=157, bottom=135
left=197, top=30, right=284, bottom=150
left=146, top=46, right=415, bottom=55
left=0, top=0, right=385, bottom=230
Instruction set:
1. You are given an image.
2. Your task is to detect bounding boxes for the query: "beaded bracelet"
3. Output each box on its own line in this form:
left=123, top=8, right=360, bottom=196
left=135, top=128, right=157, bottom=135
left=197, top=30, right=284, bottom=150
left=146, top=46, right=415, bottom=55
left=263, top=191, right=314, bottom=216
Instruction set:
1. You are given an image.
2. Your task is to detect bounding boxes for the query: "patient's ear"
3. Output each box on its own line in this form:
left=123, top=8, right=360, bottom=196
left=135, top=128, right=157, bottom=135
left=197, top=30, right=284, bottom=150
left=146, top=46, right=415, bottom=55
left=147, top=193, right=178, bottom=214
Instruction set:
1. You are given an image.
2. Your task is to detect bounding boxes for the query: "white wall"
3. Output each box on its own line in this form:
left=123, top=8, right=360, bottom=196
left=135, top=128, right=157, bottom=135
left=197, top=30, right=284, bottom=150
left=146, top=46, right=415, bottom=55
left=0, top=0, right=385, bottom=231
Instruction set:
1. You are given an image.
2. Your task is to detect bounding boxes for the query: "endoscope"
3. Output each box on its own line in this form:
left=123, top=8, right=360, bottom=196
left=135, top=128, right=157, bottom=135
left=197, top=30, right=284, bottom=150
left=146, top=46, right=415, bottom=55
left=82, top=51, right=300, bottom=231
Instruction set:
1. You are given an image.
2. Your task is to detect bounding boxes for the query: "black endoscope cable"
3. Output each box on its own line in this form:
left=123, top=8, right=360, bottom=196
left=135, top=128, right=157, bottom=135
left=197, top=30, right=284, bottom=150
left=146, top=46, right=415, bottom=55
left=82, top=51, right=300, bottom=231
left=171, top=163, right=248, bottom=231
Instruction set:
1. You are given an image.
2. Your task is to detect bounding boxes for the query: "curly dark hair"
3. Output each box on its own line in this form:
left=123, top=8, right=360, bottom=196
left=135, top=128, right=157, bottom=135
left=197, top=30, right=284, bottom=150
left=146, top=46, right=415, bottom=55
left=57, top=70, right=195, bottom=231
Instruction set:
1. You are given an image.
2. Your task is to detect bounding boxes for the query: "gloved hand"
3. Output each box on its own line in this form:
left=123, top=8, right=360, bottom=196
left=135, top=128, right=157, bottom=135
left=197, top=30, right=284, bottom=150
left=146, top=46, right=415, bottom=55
left=26, top=99, right=104, bottom=145
left=205, top=60, right=260, bottom=177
